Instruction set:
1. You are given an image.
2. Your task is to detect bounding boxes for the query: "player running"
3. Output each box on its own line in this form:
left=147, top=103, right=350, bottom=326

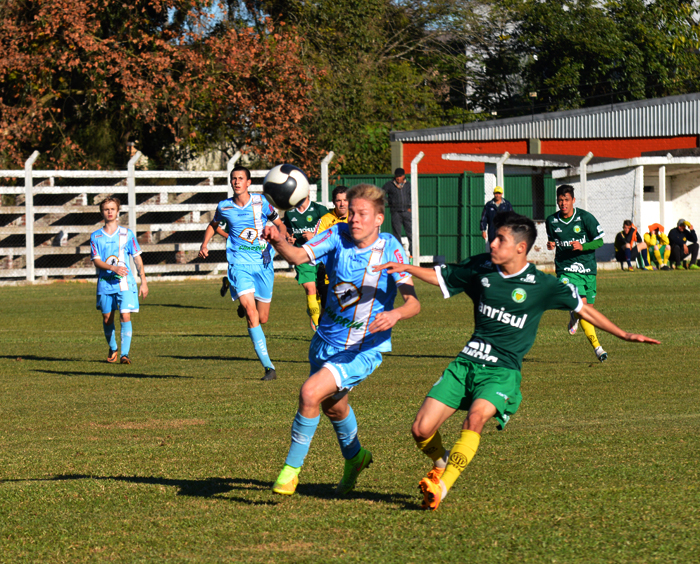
left=282, top=194, right=328, bottom=330
left=545, top=184, right=608, bottom=362
left=314, top=185, right=349, bottom=308
left=262, top=183, right=420, bottom=496
left=90, top=197, right=149, bottom=364
left=199, top=165, right=288, bottom=381
left=376, top=211, right=659, bottom=511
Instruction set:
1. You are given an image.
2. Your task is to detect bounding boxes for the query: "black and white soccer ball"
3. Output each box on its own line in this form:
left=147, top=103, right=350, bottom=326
left=262, top=164, right=310, bottom=210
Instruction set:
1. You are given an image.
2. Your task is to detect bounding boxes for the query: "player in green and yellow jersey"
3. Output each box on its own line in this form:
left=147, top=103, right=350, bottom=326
left=314, top=186, right=349, bottom=308
left=376, top=211, right=659, bottom=511
left=545, top=184, right=608, bottom=362
left=283, top=195, right=328, bottom=329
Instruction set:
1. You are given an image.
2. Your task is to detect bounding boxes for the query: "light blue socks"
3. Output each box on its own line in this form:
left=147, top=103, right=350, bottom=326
left=331, top=406, right=361, bottom=460
left=103, top=321, right=117, bottom=351
left=285, top=412, right=320, bottom=468
left=248, top=324, right=274, bottom=369
left=120, top=321, right=132, bottom=356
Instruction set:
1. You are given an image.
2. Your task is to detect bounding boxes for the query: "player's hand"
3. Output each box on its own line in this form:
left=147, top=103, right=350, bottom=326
left=546, top=241, right=556, bottom=250
left=623, top=333, right=660, bottom=344
left=262, top=225, right=283, bottom=245
left=302, top=232, right=314, bottom=241
left=139, top=281, right=149, bottom=299
left=285, top=233, right=295, bottom=244
left=368, top=310, right=401, bottom=333
left=113, top=265, right=128, bottom=277
left=571, top=241, right=583, bottom=251
left=373, top=262, right=406, bottom=275
left=198, top=245, right=209, bottom=259
left=482, top=231, right=488, bottom=240
left=683, top=244, right=689, bottom=255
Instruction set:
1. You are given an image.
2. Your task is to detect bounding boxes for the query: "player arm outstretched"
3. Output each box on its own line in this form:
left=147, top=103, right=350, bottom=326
left=577, top=304, right=659, bottom=344
left=368, top=282, right=420, bottom=333
left=133, top=254, right=149, bottom=298
left=374, top=263, right=439, bottom=286
left=261, top=224, right=310, bottom=265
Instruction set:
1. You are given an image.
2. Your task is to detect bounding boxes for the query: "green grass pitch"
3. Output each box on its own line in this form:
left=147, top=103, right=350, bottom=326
left=1, top=271, right=699, bottom=562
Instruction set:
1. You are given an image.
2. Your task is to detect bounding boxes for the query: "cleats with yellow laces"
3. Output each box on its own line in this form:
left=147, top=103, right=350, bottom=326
left=419, top=474, right=447, bottom=511
left=336, top=447, right=373, bottom=495
left=272, top=464, right=301, bottom=495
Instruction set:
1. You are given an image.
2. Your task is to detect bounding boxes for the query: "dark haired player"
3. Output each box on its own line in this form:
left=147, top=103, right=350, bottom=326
left=376, top=211, right=658, bottom=511
left=199, top=165, right=288, bottom=381
left=545, top=184, right=608, bottom=361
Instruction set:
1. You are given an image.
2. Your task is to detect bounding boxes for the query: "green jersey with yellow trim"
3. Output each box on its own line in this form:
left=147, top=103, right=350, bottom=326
left=283, top=201, right=329, bottom=247
left=436, top=254, right=582, bottom=371
left=545, top=207, right=604, bottom=276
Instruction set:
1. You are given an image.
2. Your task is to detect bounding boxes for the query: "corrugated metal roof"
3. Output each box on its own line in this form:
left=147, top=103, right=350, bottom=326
left=391, top=92, right=700, bottom=142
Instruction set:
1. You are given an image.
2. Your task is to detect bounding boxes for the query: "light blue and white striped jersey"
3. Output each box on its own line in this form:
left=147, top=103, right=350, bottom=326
left=303, top=224, right=412, bottom=352
left=214, top=194, right=278, bottom=266
left=90, top=227, right=142, bottom=295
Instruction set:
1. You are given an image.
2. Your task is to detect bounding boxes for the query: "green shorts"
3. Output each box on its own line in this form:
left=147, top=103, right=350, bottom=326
left=295, top=263, right=318, bottom=285
left=558, top=272, right=596, bottom=304
left=426, top=356, right=522, bottom=430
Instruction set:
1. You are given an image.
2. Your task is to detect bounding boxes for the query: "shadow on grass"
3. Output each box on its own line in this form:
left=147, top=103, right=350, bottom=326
left=142, top=303, right=213, bottom=310
left=161, top=355, right=307, bottom=364
left=3, top=474, right=419, bottom=508
left=0, top=355, right=73, bottom=362
left=32, top=369, right=192, bottom=379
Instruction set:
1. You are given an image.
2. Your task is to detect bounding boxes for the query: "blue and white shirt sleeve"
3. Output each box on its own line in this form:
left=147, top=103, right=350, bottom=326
left=302, top=225, right=339, bottom=265
left=127, top=229, right=142, bottom=257
left=213, top=201, right=224, bottom=223
left=385, top=237, right=412, bottom=286
left=90, top=233, right=100, bottom=261
left=264, top=200, right=279, bottom=222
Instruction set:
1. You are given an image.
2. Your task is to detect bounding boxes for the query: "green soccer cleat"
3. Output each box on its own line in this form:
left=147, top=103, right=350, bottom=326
left=336, top=447, right=373, bottom=495
left=272, top=464, right=301, bottom=495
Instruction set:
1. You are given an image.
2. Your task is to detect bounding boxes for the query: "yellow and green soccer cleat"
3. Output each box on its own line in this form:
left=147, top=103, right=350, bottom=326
left=336, top=447, right=373, bottom=495
left=419, top=475, right=447, bottom=511
left=272, top=464, right=301, bottom=495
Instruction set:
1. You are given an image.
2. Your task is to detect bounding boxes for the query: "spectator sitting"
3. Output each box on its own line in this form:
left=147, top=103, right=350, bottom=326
left=643, top=223, right=671, bottom=270
left=667, top=219, right=699, bottom=270
left=614, top=220, right=652, bottom=271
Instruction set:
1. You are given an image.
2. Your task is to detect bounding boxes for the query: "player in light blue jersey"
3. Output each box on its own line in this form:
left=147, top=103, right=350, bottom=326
left=90, top=197, right=149, bottom=364
left=262, top=183, right=421, bottom=496
left=199, top=165, right=288, bottom=381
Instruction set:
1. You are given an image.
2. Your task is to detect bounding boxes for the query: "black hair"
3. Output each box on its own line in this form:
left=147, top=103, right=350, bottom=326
left=493, top=211, right=537, bottom=253
left=332, top=185, right=348, bottom=200
left=231, top=165, right=251, bottom=182
left=556, top=184, right=575, bottom=199
left=623, top=219, right=633, bottom=227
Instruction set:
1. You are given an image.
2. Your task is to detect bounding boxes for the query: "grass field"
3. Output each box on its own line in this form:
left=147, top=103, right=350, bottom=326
left=1, top=270, right=699, bottom=563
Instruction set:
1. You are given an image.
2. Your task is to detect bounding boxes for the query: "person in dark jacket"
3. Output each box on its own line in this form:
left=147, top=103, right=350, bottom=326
left=480, top=186, right=513, bottom=249
left=667, top=219, right=699, bottom=270
left=382, top=168, right=413, bottom=256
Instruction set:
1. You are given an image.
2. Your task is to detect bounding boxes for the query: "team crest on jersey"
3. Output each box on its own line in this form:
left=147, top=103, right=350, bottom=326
left=512, top=288, right=527, bottom=303
left=333, top=281, right=361, bottom=311
left=561, top=277, right=570, bottom=285
left=105, top=255, right=119, bottom=267
left=481, top=277, right=490, bottom=288
left=239, top=228, right=259, bottom=243
left=306, top=215, right=313, bottom=222
left=573, top=225, right=581, bottom=233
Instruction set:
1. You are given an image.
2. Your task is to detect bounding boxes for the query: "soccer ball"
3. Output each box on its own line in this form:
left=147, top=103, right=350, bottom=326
left=262, top=164, right=310, bottom=210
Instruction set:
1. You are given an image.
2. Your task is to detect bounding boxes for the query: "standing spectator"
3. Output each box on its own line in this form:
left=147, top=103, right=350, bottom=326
left=480, top=186, right=513, bottom=250
left=383, top=168, right=413, bottom=257
left=668, top=219, right=699, bottom=270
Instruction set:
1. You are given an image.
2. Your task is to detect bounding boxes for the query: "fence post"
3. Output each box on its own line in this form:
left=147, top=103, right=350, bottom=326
left=659, top=165, right=666, bottom=228
left=579, top=152, right=593, bottom=211
left=127, top=151, right=141, bottom=279
left=226, top=151, right=242, bottom=198
left=24, top=151, right=40, bottom=282
left=410, top=151, right=424, bottom=266
left=496, top=152, right=510, bottom=191
left=321, top=151, right=335, bottom=205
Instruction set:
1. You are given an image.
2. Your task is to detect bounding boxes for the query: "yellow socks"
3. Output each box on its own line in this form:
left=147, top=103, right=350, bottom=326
left=653, top=248, right=662, bottom=266
left=416, top=431, right=447, bottom=463
left=663, top=246, right=671, bottom=265
left=580, top=317, right=600, bottom=349
left=306, top=294, right=320, bottom=327
left=442, top=429, right=481, bottom=492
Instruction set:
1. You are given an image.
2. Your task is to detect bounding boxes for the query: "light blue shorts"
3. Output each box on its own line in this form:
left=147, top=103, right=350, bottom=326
left=308, top=333, right=383, bottom=392
left=228, top=263, right=274, bottom=303
left=96, top=290, right=139, bottom=314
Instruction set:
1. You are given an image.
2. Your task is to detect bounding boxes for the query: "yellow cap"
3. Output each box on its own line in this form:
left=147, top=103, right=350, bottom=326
left=493, top=186, right=503, bottom=194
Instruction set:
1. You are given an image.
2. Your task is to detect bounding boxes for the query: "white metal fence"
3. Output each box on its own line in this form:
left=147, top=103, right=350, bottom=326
left=0, top=153, right=317, bottom=282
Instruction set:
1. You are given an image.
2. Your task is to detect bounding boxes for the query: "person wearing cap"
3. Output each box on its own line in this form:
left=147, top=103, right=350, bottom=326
left=480, top=186, right=513, bottom=250
left=382, top=168, right=413, bottom=257
left=643, top=223, right=671, bottom=270
left=667, top=219, right=699, bottom=270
